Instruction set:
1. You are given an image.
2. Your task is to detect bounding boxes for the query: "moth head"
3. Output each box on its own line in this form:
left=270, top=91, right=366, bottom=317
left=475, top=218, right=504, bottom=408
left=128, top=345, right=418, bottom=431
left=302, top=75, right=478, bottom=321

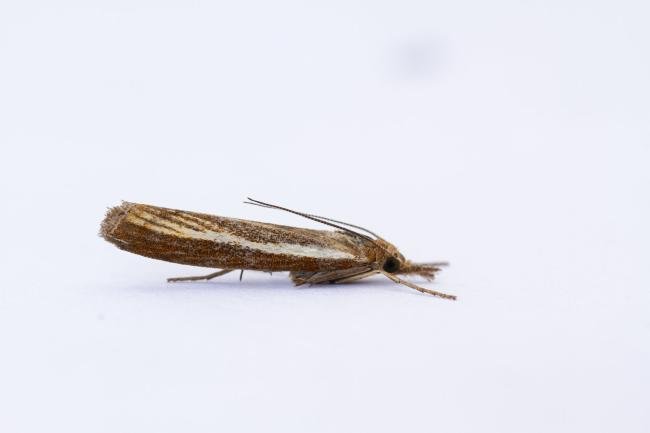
left=375, top=239, right=406, bottom=274
left=374, top=238, right=446, bottom=281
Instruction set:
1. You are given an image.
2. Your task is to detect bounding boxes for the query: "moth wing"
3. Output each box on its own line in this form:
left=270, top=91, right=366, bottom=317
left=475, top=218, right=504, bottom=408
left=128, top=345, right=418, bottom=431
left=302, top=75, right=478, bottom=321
left=101, top=202, right=376, bottom=272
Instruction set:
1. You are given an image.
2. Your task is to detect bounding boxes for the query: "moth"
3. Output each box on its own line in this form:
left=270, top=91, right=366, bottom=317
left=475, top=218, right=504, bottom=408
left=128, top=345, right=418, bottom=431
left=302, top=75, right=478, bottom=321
left=100, top=198, right=455, bottom=299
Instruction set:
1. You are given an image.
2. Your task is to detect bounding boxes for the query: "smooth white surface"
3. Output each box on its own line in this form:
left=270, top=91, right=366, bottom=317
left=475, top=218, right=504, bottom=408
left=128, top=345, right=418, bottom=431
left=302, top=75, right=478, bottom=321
left=1, top=1, right=648, bottom=432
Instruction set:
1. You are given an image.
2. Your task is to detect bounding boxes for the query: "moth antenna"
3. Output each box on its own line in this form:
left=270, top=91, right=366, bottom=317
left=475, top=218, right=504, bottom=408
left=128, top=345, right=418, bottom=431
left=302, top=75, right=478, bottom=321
left=244, top=201, right=381, bottom=239
left=292, top=212, right=381, bottom=239
left=244, top=198, right=375, bottom=242
left=380, top=270, right=456, bottom=300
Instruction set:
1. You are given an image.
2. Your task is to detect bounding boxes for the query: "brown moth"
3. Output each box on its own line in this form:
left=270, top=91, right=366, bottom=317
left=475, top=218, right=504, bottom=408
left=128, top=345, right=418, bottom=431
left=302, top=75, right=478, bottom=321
left=100, top=198, right=455, bottom=299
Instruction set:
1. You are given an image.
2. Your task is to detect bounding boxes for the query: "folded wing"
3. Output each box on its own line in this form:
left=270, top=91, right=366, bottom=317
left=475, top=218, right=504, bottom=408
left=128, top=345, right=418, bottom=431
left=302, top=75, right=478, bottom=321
left=100, top=202, right=376, bottom=272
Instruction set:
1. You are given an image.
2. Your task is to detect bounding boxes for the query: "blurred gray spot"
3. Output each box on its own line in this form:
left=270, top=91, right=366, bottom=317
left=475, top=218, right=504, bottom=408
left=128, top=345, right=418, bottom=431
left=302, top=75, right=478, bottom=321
left=393, top=38, right=442, bottom=80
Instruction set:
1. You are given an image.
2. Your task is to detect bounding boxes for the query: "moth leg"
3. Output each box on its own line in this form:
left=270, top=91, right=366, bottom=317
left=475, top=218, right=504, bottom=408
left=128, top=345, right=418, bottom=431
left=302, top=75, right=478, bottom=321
left=290, top=267, right=373, bottom=286
left=380, top=270, right=456, bottom=300
left=334, top=270, right=379, bottom=283
left=167, top=269, right=233, bottom=283
left=239, top=270, right=244, bottom=281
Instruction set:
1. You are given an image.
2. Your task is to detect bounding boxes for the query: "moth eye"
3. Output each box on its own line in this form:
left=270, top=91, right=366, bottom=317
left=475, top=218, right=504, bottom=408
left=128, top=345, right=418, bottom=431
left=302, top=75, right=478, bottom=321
left=382, top=256, right=400, bottom=273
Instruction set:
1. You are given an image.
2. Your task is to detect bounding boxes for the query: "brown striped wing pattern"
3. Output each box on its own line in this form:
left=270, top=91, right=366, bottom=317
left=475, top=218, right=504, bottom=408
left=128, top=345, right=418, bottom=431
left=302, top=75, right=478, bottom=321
left=100, top=202, right=378, bottom=272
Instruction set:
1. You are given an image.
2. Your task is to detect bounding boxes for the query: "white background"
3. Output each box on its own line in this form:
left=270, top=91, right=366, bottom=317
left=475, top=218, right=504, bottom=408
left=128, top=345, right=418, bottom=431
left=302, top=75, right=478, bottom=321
left=1, top=1, right=648, bottom=432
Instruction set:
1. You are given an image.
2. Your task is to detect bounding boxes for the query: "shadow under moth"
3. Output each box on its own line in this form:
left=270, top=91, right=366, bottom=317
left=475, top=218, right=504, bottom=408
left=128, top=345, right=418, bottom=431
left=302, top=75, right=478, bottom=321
left=100, top=198, right=455, bottom=299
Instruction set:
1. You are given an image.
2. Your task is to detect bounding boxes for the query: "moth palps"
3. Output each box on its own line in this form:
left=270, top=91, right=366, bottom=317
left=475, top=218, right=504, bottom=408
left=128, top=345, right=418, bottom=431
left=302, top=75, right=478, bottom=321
left=100, top=198, right=455, bottom=299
